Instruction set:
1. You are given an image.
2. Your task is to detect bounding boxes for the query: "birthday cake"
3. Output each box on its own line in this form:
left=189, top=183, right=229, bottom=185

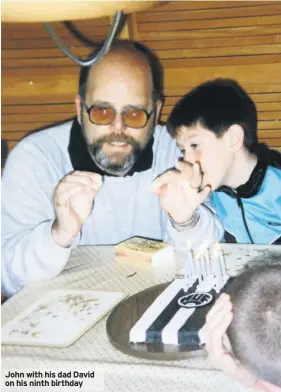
left=130, top=247, right=230, bottom=347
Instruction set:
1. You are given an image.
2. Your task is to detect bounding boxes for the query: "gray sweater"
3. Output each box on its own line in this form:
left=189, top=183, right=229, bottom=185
left=2, top=122, right=223, bottom=296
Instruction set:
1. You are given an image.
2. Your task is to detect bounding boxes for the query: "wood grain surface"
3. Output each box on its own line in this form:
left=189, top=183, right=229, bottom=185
left=2, top=1, right=281, bottom=155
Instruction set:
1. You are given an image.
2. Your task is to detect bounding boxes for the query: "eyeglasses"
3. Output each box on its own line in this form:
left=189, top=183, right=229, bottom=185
left=83, top=102, right=155, bottom=129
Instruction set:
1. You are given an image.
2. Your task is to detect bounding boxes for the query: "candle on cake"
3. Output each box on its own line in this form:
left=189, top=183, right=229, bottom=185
left=218, top=246, right=228, bottom=280
left=211, top=243, right=223, bottom=292
left=184, top=240, right=193, bottom=292
left=194, top=241, right=209, bottom=281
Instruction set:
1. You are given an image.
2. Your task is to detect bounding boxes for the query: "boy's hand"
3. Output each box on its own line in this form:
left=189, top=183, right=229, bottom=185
left=202, top=293, right=236, bottom=373
left=151, top=161, right=211, bottom=224
left=201, top=293, right=257, bottom=387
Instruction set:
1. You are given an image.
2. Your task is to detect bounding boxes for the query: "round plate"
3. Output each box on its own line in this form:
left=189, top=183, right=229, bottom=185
left=106, top=282, right=207, bottom=360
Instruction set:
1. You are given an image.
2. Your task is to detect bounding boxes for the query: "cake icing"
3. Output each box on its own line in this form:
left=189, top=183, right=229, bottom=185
left=129, top=276, right=229, bottom=346
left=130, top=246, right=230, bottom=347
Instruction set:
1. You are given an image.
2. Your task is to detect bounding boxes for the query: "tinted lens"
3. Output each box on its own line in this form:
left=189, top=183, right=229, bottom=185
left=123, top=109, right=148, bottom=129
left=89, top=106, right=115, bottom=125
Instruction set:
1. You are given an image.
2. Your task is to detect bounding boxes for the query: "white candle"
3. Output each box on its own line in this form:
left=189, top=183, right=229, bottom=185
left=184, top=256, right=189, bottom=292
left=212, top=243, right=223, bottom=293
left=184, top=241, right=193, bottom=292
left=218, top=247, right=228, bottom=283
left=200, top=254, right=207, bottom=280
left=204, top=248, right=212, bottom=276
left=216, top=243, right=224, bottom=285
left=193, top=250, right=202, bottom=283
left=189, top=241, right=196, bottom=279
left=194, top=240, right=208, bottom=261
left=196, top=258, right=203, bottom=284
left=194, top=241, right=209, bottom=282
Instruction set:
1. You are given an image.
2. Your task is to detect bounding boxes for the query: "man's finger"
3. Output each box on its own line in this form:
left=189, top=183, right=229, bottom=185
left=54, top=182, right=81, bottom=195
left=54, top=186, right=82, bottom=206
left=55, top=183, right=99, bottom=205
left=65, top=174, right=102, bottom=188
left=56, top=181, right=101, bottom=196
left=151, top=170, right=180, bottom=192
left=71, top=171, right=103, bottom=184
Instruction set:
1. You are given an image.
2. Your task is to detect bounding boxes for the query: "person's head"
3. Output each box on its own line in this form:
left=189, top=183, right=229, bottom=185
left=227, top=264, right=281, bottom=391
left=75, top=40, right=163, bottom=176
left=167, top=78, right=258, bottom=190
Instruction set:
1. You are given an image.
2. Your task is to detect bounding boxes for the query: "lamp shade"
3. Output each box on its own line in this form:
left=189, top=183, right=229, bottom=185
left=2, top=1, right=164, bottom=23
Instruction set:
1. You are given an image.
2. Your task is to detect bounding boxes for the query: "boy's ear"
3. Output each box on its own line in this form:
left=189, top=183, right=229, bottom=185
left=75, top=95, right=82, bottom=124
left=227, top=124, right=244, bottom=152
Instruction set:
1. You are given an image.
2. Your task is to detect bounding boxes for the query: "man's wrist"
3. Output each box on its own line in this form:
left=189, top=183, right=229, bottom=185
left=169, top=209, right=200, bottom=232
left=51, top=222, right=79, bottom=248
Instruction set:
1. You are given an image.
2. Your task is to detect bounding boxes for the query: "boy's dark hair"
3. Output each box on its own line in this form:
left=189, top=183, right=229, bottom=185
left=167, top=78, right=258, bottom=153
left=78, top=40, right=163, bottom=103
left=227, top=263, right=281, bottom=386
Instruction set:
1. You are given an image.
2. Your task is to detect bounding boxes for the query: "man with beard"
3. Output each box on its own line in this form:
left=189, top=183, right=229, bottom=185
left=2, top=41, right=223, bottom=297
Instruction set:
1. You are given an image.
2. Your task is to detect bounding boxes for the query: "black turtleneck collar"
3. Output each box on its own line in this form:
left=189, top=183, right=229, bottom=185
left=68, top=119, right=154, bottom=177
left=216, top=144, right=281, bottom=199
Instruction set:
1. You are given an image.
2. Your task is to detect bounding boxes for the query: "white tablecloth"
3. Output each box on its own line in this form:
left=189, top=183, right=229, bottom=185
left=2, top=244, right=281, bottom=392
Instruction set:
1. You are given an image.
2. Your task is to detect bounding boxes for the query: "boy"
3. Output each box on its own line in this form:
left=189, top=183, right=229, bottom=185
left=201, top=264, right=281, bottom=391
left=166, top=79, right=281, bottom=244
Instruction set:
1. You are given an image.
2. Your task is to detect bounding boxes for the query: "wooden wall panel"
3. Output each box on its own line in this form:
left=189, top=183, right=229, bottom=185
left=137, top=0, right=281, bottom=151
left=2, top=0, right=281, bottom=159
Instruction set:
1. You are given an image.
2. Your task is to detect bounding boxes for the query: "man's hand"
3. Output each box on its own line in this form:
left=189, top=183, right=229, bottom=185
left=51, top=171, right=103, bottom=247
left=151, top=161, right=211, bottom=224
left=202, top=293, right=257, bottom=387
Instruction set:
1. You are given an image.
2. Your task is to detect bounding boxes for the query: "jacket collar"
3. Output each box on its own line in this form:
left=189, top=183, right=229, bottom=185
left=216, top=144, right=280, bottom=199
left=68, top=119, right=153, bottom=177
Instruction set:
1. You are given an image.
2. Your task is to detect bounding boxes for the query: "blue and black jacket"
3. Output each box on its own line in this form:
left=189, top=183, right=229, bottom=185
left=211, top=144, right=281, bottom=245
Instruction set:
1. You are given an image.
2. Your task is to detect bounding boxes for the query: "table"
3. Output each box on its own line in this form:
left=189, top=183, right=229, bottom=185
left=2, top=244, right=281, bottom=392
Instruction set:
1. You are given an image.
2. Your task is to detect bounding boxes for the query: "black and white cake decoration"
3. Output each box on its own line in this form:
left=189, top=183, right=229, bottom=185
left=178, top=292, right=213, bottom=308
left=129, top=243, right=229, bottom=346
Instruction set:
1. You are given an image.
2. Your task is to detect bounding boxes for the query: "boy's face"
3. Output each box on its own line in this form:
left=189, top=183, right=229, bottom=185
left=176, top=123, right=235, bottom=190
